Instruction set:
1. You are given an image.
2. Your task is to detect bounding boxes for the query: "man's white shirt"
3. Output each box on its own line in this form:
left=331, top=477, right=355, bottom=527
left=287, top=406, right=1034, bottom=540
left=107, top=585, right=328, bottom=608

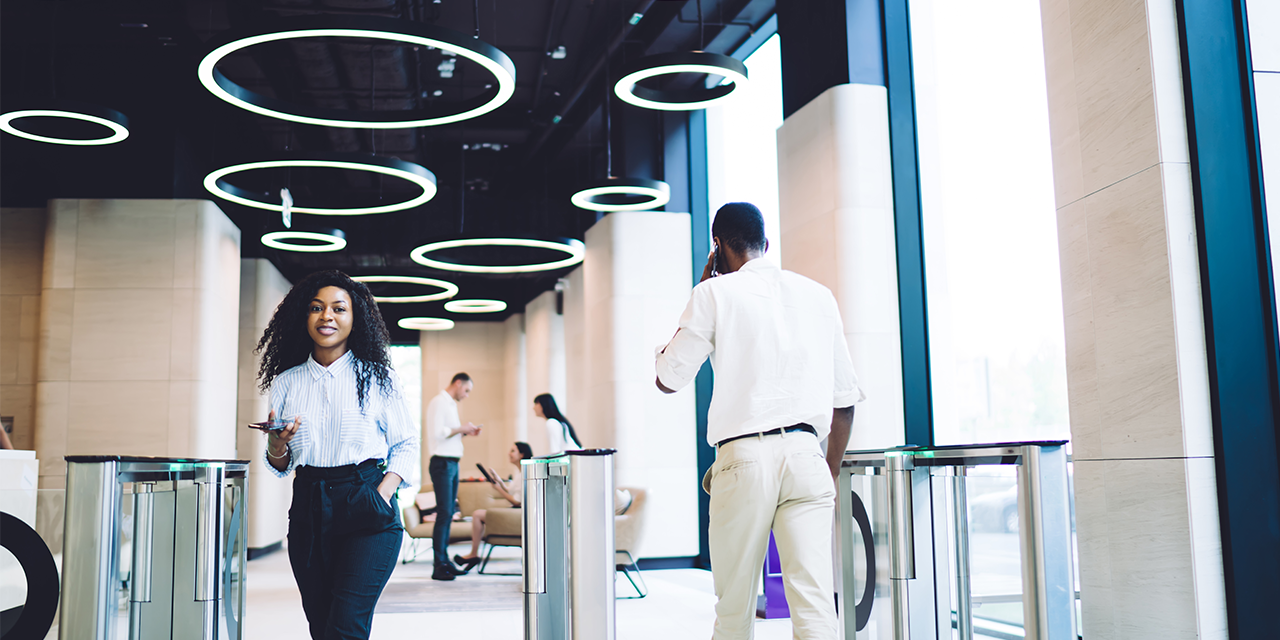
left=426, top=389, right=464, bottom=458
left=655, top=258, right=866, bottom=446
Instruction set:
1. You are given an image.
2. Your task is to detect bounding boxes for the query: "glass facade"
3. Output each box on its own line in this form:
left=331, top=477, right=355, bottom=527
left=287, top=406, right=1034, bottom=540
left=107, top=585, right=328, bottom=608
left=909, top=0, right=1070, bottom=447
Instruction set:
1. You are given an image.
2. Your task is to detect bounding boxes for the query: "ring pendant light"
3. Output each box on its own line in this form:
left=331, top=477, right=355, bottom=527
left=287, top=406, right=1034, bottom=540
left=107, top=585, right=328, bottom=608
left=352, top=275, right=459, bottom=303
left=205, top=153, right=437, bottom=215
left=410, top=238, right=585, bottom=274
left=571, top=177, right=671, bottom=212
left=261, top=228, right=346, bottom=252
left=398, top=317, right=455, bottom=331
left=0, top=103, right=130, bottom=146
left=614, top=51, right=749, bottom=111
left=444, top=299, right=507, bottom=313
left=198, top=15, right=516, bottom=128
left=572, top=62, right=671, bottom=212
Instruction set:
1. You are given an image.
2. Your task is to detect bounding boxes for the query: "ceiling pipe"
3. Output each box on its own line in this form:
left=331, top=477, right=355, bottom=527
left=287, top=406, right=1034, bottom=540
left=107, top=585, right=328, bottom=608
left=529, top=0, right=566, bottom=112
left=522, top=0, right=656, bottom=164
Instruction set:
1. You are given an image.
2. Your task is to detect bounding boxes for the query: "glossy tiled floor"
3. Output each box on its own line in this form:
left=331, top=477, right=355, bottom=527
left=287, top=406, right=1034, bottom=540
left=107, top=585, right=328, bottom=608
left=243, top=541, right=796, bottom=640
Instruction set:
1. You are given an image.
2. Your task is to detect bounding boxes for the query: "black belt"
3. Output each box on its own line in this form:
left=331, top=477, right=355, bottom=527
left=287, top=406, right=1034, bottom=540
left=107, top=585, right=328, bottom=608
left=717, top=423, right=815, bottom=448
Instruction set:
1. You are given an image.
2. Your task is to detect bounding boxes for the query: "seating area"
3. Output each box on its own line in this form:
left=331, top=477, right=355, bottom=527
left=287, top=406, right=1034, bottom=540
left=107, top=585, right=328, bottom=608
left=400, top=481, right=649, bottom=594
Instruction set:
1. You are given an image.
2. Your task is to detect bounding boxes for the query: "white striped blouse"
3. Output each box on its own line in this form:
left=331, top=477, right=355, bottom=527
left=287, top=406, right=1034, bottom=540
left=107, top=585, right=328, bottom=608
left=265, top=350, right=420, bottom=488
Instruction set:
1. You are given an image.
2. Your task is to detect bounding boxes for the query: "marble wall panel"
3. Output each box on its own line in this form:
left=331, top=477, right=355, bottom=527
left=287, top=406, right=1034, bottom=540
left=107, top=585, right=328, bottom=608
left=65, top=381, right=170, bottom=457
left=36, top=289, right=74, bottom=382
left=1040, top=0, right=1087, bottom=207
left=34, top=199, right=241, bottom=483
left=1, top=208, right=47, bottom=296
left=1069, top=0, right=1161, bottom=195
left=1, top=209, right=47, bottom=449
left=68, top=288, right=174, bottom=382
left=1083, top=166, right=1186, bottom=459
left=73, top=200, right=178, bottom=290
left=43, top=201, right=78, bottom=290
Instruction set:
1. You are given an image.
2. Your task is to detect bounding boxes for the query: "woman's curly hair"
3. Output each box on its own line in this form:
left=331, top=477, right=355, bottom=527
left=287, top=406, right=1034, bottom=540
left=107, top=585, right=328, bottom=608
left=255, top=270, right=393, bottom=410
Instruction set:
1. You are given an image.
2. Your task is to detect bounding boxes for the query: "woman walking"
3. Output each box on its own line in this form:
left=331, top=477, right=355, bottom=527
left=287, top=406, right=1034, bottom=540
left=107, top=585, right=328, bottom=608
left=256, top=270, right=419, bottom=639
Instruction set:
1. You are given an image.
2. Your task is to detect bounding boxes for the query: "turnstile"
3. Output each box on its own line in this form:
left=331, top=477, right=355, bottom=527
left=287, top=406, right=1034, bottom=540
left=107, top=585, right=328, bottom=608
left=835, top=442, right=1074, bottom=640
left=60, top=456, right=249, bottom=640
left=522, top=449, right=617, bottom=640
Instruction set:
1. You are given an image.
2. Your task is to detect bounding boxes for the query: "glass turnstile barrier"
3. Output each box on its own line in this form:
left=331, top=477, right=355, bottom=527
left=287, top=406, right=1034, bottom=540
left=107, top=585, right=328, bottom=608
left=522, top=449, right=617, bottom=640
left=836, top=442, right=1074, bottom=640
left=60, top=456, right=248, bottom=640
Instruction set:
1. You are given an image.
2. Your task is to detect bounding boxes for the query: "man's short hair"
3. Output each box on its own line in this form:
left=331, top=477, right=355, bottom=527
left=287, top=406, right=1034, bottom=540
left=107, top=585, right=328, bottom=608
left=712, top=202, right=767, bottom=255
left=450, top=372, right=471, bottom=385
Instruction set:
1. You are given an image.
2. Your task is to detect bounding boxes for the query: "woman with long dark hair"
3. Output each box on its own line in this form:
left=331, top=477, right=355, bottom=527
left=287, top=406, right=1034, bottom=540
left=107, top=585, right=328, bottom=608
left=256, top=270, right=419, bottom=640
left=534, top=393, right=581, bottom=454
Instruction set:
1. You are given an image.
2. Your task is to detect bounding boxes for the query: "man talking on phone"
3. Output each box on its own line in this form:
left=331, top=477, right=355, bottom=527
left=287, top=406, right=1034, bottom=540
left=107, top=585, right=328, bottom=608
left=425, top=372, right=480, bottom=580
left=656, top=202, right=864, bottom=639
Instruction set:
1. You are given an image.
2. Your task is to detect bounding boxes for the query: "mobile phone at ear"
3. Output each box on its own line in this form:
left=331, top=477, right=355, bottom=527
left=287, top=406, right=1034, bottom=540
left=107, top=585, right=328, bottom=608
left=713, top=245, right=723, bottom=275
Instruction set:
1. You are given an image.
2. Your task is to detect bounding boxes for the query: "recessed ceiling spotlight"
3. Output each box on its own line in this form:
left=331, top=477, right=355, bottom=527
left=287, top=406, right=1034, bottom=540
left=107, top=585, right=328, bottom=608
left=444, top=299, right=507, bottom=313
left=410, top=238, right=585, bottom=274
left=197, top=16, right=516, bottom=128
left=261, top=228, right=346, bottom=252
left=0, top=102, right=130, bottom=146
left=204, top=153, right=436, bottom=215
left=615, top=51, right=748, bottom=111
left=352, top=275, right=459, bottom=303
left=571, top=177, right=670, bottom=212
left=398, top=317, right=455, bottom=331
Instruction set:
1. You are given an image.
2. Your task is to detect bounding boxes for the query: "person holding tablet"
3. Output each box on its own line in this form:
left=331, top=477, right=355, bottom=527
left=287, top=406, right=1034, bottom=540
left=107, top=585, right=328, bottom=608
left=534, top=393, right=581, bottom=455
left=453, top=441, right=533, bottom=571
left=255, top=270, right=419, bottom=640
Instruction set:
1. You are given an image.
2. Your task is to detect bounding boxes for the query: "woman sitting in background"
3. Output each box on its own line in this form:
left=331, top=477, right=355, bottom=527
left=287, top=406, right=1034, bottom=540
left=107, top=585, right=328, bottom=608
left=535, top=393, right=581, bottom=455
left=453, top=442, right=533, bottom=570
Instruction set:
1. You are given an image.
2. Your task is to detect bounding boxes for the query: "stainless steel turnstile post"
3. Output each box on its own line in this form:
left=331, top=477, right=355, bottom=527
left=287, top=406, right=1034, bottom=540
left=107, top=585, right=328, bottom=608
left=522, top=449, right=617, bottom=640
left=60, top=456, right=249, bottom=640
left=836, top=442, right=1075, bottom=640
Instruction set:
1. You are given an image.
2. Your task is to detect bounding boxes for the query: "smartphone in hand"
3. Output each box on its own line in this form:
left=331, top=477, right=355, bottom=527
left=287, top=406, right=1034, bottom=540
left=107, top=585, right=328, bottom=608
left=248, top=419, right=290, bottom=431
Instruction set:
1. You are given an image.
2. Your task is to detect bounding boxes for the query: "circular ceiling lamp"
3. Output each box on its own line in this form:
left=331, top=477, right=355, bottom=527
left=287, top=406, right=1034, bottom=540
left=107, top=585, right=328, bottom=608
left=398, top=317, right=455, bottom=331
left=571, top=177, right=671, bottom=212
left=410, top=238, right=585, bottom=274
left=352, top=275, right=458, bottom=303
left=204, top=153, right=436, bottom=215
left=615, top=51, right=748, bottom=111
left=0, top=102, right=129, bottom=146
left=444, top=299, right=507, bottom=313
left=198, top=15, right=516, bottom=128
left=261, top=228, right=346, bottom=252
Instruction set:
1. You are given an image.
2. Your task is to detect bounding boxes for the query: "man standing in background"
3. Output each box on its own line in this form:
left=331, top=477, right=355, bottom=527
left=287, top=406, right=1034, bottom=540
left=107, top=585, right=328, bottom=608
left=655, top=203, right=864, bottom=639
left=425, top=372, right=480, bottom=581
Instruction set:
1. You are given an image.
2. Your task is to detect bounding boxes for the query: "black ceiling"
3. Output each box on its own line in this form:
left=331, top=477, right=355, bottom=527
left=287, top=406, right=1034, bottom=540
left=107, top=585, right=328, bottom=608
left=0, top=0, right=776, bottom=343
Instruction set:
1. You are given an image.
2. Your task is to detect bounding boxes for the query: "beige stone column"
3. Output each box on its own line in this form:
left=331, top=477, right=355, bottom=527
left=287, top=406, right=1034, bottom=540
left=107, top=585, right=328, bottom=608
left=523, top=289, right=567, bottom=455
left=1040, top=0, right=1227, bottom=636
left=574, top=211, right=697, bottom=557
left=235, top=258, right=293, bottom=550
left=34, top=199, right=241, bottom=488
left=776, top=83, right=906, bottom=451
left=419, top=321, right=515, bottom=478
left=1, top=207, right=47, bottom=452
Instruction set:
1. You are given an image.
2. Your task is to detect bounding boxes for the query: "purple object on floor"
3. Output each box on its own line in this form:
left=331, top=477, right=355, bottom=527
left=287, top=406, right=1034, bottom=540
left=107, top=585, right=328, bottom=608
left=755, top=532, right=790, bottom=619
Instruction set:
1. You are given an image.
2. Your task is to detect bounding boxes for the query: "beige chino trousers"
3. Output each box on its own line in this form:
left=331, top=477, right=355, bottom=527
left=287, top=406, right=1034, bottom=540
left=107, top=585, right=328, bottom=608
left=703, top=430, right=838, bottom=640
